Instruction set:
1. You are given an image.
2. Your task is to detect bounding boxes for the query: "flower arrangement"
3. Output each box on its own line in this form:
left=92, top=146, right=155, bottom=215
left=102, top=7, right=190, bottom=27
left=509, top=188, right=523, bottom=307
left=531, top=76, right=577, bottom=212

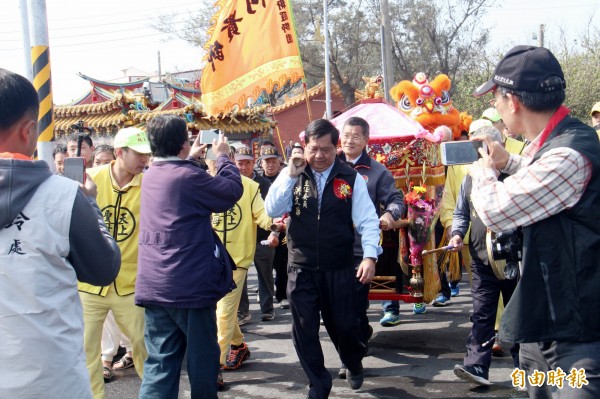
left=405, top=184, right=438, bottom=263
left=404, top=185, right=433, bottom=213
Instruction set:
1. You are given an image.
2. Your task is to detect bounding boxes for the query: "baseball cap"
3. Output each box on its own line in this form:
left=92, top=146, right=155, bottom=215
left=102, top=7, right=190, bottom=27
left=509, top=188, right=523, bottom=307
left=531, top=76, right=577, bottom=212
left=590, top=101, right=600, bottom=116
left=113, top=127, right=151, bottom=154
left=481, top=107, right=501, bottom=123
left=469, top=119, right=493, bottom=134
left=260, top=146, right=279, bottom=159
left=473, top=45, right=566, bottom=97
left=235, top=146, right=254, bottom=161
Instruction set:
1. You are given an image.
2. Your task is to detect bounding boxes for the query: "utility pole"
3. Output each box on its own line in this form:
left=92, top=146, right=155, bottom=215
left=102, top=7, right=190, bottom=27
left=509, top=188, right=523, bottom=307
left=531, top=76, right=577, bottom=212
left=323, top=0, right=332, bottom=119
left=539, top=24, right=545, bottom=48
left=380, top=0, right=394, bottom=103
left=28, top=0, right=54, bottom=163
left=19, top=0, right=32, bottom=81
left=157, top=50, right=162, bottom=81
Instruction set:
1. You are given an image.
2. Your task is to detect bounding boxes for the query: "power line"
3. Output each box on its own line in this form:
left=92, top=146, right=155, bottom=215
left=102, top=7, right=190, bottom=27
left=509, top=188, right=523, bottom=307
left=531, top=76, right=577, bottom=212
left=0, top=5, right=213, bottom=34
left=0, top=23, right=204, bottom=51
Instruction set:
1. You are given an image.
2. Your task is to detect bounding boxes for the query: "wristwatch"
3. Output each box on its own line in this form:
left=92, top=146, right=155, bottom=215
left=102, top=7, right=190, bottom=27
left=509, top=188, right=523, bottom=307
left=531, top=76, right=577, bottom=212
left=365, top=257, right=377, bottom=263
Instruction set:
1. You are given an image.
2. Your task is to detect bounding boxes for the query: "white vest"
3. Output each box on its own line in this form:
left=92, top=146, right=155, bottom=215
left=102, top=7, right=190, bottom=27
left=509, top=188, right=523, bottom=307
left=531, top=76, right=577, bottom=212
left=0, top=175, right=92, bottom=398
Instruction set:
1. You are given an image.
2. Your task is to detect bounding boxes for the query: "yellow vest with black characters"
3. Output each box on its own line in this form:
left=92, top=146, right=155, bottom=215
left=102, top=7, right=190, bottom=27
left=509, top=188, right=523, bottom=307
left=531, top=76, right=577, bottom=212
left=212, top=175, right=272, bottom=269
left=78, top=163, right=142, bottom=296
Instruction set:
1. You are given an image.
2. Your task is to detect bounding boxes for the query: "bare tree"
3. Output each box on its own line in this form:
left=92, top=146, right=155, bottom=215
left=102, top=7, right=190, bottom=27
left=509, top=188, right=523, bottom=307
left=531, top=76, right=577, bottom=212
left=386, top=0, right=493, bottom=82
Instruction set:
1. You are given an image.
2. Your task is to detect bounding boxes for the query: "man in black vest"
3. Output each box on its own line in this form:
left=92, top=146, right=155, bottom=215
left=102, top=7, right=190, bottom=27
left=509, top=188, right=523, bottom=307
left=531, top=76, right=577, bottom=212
left=471, top=45, right=600, bottom=398
left=265, top=119, right=381, bottom=399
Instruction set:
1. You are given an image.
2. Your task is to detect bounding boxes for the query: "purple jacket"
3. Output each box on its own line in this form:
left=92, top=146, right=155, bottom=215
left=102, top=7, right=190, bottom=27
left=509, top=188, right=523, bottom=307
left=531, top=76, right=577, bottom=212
left=135, top=155, right=243, bottom=308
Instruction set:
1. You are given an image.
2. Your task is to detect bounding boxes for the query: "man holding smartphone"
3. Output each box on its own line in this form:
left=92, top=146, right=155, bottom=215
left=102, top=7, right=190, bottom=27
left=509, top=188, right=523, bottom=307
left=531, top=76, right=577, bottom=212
left=0, top=68, right=120, bottom=399
left=471, top=45, right=600, bottom=398
left=79, top=127, right=151, bottom=398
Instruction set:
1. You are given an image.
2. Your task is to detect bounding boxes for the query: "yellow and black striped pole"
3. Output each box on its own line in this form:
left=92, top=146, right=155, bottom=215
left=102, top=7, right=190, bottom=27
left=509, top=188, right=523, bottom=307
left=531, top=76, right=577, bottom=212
left=29, top=0, right=54, bottom=162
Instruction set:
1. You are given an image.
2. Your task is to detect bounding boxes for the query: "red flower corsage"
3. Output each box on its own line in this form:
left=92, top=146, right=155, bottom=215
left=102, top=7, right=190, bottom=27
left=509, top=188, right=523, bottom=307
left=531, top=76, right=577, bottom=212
left=333, top=178, right=353, bottom=200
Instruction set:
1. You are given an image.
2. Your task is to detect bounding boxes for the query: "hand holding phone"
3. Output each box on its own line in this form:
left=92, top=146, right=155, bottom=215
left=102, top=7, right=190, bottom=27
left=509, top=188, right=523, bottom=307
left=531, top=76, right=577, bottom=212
left=212, top=132, right=230, bottom=158
left=189, top=134, right=208, bottom=160
left=80, top=173, right=97, bottom=198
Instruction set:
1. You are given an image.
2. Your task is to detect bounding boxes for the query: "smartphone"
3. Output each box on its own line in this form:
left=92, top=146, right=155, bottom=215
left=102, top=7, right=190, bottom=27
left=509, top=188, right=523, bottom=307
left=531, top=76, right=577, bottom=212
left=441, top=141, right=487, bottom=165
left=199, top=129, right=220, bottom=146
left=63, top=157, right=85, bottom=183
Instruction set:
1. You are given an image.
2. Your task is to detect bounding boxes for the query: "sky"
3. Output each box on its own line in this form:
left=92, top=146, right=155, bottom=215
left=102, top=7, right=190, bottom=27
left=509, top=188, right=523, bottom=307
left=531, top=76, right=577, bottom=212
left=1, top=0, right=598, bottom=105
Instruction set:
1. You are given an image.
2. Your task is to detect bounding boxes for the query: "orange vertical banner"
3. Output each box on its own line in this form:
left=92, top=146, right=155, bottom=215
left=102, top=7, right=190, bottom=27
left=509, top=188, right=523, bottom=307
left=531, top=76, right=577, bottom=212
left=201, top=0, right=304, bottom=115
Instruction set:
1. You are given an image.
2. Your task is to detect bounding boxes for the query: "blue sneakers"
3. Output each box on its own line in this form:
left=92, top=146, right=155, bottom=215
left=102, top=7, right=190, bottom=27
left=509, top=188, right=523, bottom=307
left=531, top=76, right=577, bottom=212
left=454, top=364, right=491, bottom=386
left=379, top=312, right=401, bottom=327
left=432, top=294, right=451, bottom=307
left=450, top=284, right=460, bottom=297
left=412, top=303, right=427, bottom=314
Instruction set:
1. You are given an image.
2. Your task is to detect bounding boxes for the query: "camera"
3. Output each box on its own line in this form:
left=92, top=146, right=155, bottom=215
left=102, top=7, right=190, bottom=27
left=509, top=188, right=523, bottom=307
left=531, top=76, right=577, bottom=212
left=490, top=228, right=523, bottom=264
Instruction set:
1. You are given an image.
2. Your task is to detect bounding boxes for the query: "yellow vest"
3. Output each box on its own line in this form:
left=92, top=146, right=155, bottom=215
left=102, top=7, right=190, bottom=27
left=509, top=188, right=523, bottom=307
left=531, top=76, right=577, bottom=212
left=504, top=136, right=526, bottom=155
left=212, top=176, right=272, bottom=269
left=78, top=163, right=142, bottom=296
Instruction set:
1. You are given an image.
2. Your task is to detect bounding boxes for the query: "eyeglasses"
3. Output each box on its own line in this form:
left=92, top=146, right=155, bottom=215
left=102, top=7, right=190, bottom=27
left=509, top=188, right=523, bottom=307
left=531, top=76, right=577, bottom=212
left=341, top=134, right=365, bottom=142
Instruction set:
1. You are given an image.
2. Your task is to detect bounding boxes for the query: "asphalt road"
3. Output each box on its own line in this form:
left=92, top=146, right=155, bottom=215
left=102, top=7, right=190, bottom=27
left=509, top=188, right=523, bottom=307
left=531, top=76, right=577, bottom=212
left=105, top=269, right=529, bottom=399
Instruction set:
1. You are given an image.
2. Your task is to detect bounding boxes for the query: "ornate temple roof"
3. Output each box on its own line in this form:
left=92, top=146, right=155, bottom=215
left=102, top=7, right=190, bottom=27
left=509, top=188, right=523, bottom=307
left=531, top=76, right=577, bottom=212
left=53, top=75, right=276, bottom=136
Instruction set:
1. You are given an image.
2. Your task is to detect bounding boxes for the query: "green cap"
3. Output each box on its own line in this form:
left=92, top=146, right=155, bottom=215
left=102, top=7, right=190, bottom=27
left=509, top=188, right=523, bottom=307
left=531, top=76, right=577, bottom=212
left=481, top=107, right=501, bottom=123
left=113, top=127, right=151, bottom=154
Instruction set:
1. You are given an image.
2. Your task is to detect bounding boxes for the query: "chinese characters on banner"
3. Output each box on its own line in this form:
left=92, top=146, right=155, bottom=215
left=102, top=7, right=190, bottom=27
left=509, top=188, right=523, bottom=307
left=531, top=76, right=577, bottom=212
left=201, top=0, right=304, bottom=115
left=511, top=367, right=589, bottom=390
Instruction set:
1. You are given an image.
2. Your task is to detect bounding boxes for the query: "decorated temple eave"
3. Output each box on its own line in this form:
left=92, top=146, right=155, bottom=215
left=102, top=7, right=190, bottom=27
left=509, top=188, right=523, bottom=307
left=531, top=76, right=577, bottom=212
left=128, top=104, right=276, bottom=134
left=55, top=110, right=128, bottom=131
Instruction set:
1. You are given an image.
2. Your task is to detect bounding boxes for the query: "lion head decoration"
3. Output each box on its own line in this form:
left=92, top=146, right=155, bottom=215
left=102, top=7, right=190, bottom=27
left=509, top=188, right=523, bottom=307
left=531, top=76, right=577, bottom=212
left=362, top=75, right=384, bottom=99
left=390, top=72, right=462, bottom=140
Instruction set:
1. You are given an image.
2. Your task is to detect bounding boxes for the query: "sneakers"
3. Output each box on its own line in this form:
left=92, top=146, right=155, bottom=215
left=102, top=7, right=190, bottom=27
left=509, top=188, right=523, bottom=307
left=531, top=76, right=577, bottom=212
left=238, top=313, right=251, bottom=326
left=217, top=367, right=224, bottom=390
left=338, top=363, right=347, bottom=379
left=279, top=299, right=290, bottom=309
left=261, top=312, right=275, bottom=321
left=379, top=312, right=400, bottom=327
left=346, top=365, right=364, bottom=390
left=450, top=284, right=460, bottom=297
left=224, top=342, right=251, bottom=370
left=412, top=303, right=427, bottom=314
left=454, top=364, right=491, bottom=386
left=432, top=294, right=451, bottom=307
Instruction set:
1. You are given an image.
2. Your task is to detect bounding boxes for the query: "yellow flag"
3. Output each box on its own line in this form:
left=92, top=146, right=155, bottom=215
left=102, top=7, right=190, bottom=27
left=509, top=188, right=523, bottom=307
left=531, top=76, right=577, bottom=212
left=201, top=0, right=304, bottom=115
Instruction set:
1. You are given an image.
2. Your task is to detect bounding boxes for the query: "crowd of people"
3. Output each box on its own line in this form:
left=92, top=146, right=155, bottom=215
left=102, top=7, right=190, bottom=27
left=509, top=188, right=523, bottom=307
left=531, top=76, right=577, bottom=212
left=2, top=43, right=600, bottom=399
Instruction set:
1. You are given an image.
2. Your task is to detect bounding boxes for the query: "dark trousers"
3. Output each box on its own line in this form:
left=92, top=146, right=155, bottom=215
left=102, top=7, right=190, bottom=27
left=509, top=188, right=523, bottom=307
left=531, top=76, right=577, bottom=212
left=520, top=340, right=600, bottom=399
left=288, top=266, right=366, bottom=399
left=464, top=260, right=519, bottom=370
left=274, top=243, right=288, bottom=302
left=354, top=256, right=372, bottom=342
left=239, top=243, right=276, bottom=315
left=139, top=305, right=220, bottom=399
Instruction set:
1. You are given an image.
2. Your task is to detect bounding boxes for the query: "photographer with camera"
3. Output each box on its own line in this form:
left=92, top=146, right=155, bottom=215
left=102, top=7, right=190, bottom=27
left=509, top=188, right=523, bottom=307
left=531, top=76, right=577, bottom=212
left=470, top=46, right=600, bottom=398
left=448, top=126, right=520, bottom=387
